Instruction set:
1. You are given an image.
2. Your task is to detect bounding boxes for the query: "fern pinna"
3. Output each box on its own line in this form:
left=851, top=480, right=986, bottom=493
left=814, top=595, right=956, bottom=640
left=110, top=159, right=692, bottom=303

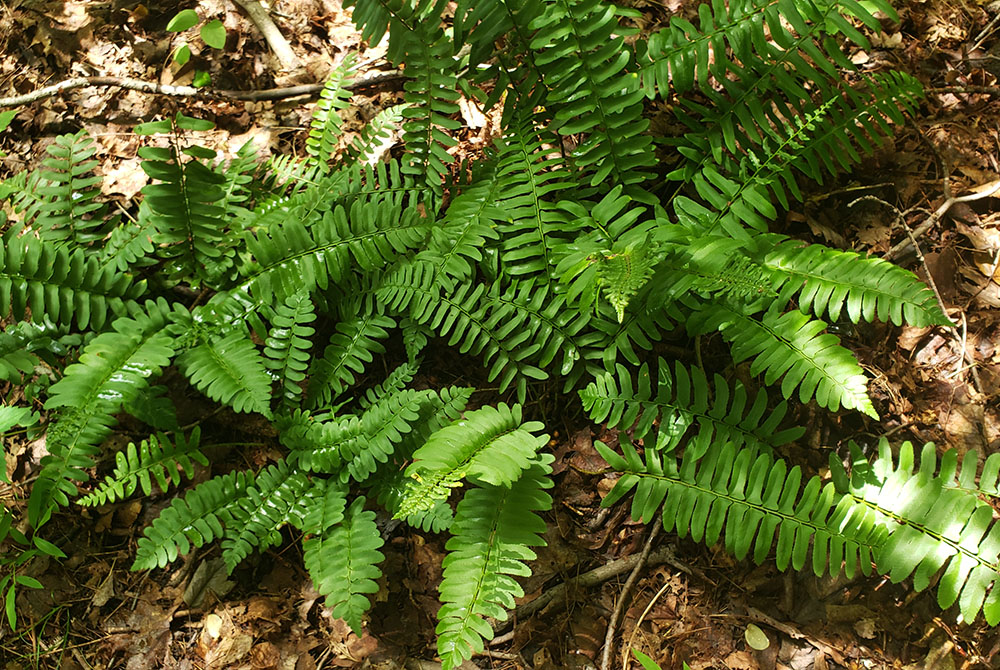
left=0, top=0, right=977, bottom=662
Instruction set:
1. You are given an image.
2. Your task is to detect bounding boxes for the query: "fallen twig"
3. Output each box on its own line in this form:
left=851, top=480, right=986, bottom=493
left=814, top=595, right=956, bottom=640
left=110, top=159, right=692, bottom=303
left=600, top=524, right=660, bottom=670
left=926, top=85, right=1000, bottom=96
left=231, top=0, right=298, bottom=70
left=498, top=543, right=709, bottom=633
left=0, top=71, right=405, bottom=109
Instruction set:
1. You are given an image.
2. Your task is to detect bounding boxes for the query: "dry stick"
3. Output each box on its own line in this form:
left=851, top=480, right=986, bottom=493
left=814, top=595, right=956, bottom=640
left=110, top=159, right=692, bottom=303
left=600, top=523, right=661, bottom=670
left=0, top=70, right=405, bottom=109
left=885, top=180, right=1000, bottom=261
left=496, top=545, right=702, bottom=634
left=926, top=85, right=1000, bottom=96
left=621, top=577, right=673, bottom=670
left=231, top=0, right=298, bottom=70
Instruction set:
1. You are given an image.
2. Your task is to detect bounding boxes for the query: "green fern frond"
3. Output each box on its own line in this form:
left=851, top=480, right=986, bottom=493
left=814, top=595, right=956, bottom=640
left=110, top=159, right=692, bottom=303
left=222, top=459, right=311, bottom=572
left=597, top=438, right=885, bottom=579
left=690, top=303, right=877, bottom=417
left=306, top=308, right=395, bottom=409
left=292, top=478, right=348, bottom=535
left=395, top=403, right=547, bottom=518
left=308, top=55, right=357, bottom=165
left=35, top=129, right=107, bottom=245
left=346, top=104, right=408, bottom=166
left=31, top=301, right=176, bottom=526
left=529, top=0, right=654, bottom=192
left=101, top=201, right=159, bottom=271
left=580, top=359, right=803, bottom=457
left=0, top=225, right=145, bottom=331
left=303, top=496, right=385, bottom=634
left=760, top=239, right=952, bottom=327
left=132, top=469, right=256, bottom=570
left=78, top=428, right=206, bottom=506
left=831, top=440, right=1000, bottom=624
left=0, top=405, right=37, bottom=484
left=263, top=291, right=317, bottom=409
left=436, top=456, right=553, bottom=670
left=177, top=328, right=273, bottom=417
left=358, top=361, right=420, bottom=412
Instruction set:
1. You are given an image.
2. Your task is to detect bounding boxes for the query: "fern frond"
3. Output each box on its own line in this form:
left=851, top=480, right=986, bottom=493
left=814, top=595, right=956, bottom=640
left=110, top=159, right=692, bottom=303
left=690, top=303, right=876, bottom=417
left=35, top=129, right=107, bottom=245
left=101, top=201, right=159, bottom=271
left=132, top=469, right=256, bottom=570
left=346, top=104, right=408, bottom=166
left=0, top=225, right=144, bottom=331
left=437, top=457, right=553, bottom=669
left=303, top=496, right=385, bottom=634
left=221, top=459, right=311, bottom=572
left=395, top=403, right=547, bottom=517
left=307, top=55, right=357, bottom=165
left=358, top=361, right=419, bottom=411
left=292, top=478, right=348, bottom=535
left=760, top=239, right=952, bottom=327
left=263, top=291, right=317, bottom=409
left=831, top=440, right=1000, bottom=624
left=79, top=428, right=206, bottom=506
left=580, top=359, right=803, bottom=457
left=31, top=301, right=176, bottom=526
left=239, top=193, right=431, bottom=303
left=306, top=308, right=395, bottom=409
left=177, top=328, right=273, bottom=417
left=597, top=438, right=885, bottom=579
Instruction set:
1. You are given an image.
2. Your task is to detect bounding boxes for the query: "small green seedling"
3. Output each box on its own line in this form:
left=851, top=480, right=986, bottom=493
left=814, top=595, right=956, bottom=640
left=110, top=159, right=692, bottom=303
left=166, top=9, right=227, bottom=87
left=631, top=648, right=691, bottom=670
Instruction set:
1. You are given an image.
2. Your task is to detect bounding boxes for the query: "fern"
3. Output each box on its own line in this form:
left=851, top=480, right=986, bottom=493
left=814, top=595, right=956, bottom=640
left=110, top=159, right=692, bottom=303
left=263, top=291, right=317, bottom=409
left=78, top=429, right=206, bottom=506
left=34, top=129, right=107, bottom=245
left=437, top=457, right=553, bottom=669
left=307, top=56, right=357, bottom=165
left=580, top=359, right=803, bottom=457
left=306, top=307, right=395, bottom=409
left=177, top=327, right=273, bottom=418
left=303, top=496, right=385, bottom=634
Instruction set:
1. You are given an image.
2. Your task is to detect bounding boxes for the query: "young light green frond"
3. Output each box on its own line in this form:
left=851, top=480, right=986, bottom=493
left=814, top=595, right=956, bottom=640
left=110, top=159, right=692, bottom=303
left=177, top=328, right=273, bottom=417
left=345, top=104, right=408, bottom=166
left=760, top=239, right=951, bottom=327
left=580, top=359, right=802, bottom=457
left=437, top=457, right=553, bottom=670
left=0, top=225, right=145, bottom=331
left=222, top=459, right=311, bottom=572
left=306, top=309, right=395, bottom=409
left=395, top=403, right=547, bottom=518
left=597, top=438, right=885, bottom=580
left=690, top=303, right=876, bottom=417
left=132, top=469, right=256, bottom=570
left=35, top=129, right=107, bottom=246
left=79, top=428, right=206, bottom=506
left=303, top=496, right=385, bottom=635
left=307, top=55, right=357, bottom=165
left=263, top=291, right=317, bottom=409
left=830, top=440, right=1000, bottom=624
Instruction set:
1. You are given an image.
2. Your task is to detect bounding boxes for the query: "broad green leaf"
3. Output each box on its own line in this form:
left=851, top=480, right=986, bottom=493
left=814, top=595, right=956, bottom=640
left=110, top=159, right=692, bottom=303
left=632, top=649, right=662, bottom=670
left=167, top=9, right=199, bottom=32
left=200, top=20, right=226, bottom=49
left=173, top=43, right=191, bottom=66
left=193, top=70, right=211, bottom=88
left=745, top=623, right=770, bottom=650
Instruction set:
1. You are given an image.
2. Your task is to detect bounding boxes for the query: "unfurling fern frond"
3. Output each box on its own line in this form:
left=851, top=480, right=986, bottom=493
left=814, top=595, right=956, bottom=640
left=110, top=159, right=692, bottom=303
left=177, top=328, right=273, bottom=418
left=596, top=438, right=885, bottom=580
left=830, top=440, right=1000, bottom=625
left=34, top=129, right=107, bottom=246
left=395, top=403, right=547, bottom=518
left=79, top=428, right=206, bottom=506
left=689, top=303, right=876, bottom=417
left=221, top=460, right=311, bottom=572
left=437, top=457, right=553, bottom=670
left=132, top=469, right=256, bottom=570
left=303, top=496, right=385, bottom=634
left=758, top=239, right=951, bottom=327
left=263, top=291, right=317, bottom=409
left=580, top=359, right=802, bottom=458
left=30, top=301, right=176, bottom=526
left=307, top=55, right=356, bottom=165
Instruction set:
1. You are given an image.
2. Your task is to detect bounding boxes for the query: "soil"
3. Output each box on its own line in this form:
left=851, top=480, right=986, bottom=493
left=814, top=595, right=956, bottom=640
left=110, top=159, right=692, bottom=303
left=0, top=1, right=998, bottom=669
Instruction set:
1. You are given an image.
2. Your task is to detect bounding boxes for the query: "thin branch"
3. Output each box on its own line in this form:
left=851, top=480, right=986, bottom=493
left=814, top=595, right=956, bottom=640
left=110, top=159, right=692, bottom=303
left=600, top=523, right=661, bottom=670
left=230, top=0, right=298, bottom=70
left=0, top=71, right=405, bottom=109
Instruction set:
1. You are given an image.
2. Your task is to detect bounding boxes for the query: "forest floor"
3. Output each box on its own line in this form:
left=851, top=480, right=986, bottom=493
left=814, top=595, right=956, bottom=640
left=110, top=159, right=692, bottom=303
left=0, top=0, right=999, bottom=669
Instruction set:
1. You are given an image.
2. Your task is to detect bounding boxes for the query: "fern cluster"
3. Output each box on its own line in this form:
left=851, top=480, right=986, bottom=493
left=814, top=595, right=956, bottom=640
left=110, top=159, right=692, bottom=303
left=0, top=0, right=975, bottom=663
